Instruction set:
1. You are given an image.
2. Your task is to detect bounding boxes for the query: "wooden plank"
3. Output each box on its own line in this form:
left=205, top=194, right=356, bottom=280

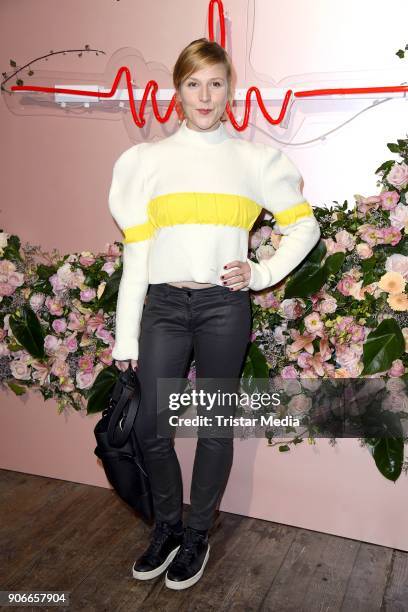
left=258, top=529, right=354, bottom=611
left=4, top=482, right=127, bottom=591
left=3, top=472, right=408, bottom=611
left=68, top=512, right=157, bottom=611
left=382, top=550, right=408, bottom=611
left=340, top=543, right=393, bottom=611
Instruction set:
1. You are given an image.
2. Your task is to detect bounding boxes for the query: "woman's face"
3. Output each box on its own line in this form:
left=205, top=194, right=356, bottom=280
left=177, top=63, right=229, bottom=132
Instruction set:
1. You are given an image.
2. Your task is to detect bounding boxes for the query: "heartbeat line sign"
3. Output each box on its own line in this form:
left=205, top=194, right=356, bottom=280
left=9, top=0, right=408, bottom=131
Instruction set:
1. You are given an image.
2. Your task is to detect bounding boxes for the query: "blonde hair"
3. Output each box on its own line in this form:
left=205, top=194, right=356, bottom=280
left=173, top=38, right=234, bottom=122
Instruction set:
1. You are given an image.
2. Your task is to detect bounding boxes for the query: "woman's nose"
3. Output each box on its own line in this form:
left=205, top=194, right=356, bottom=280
left=199, top=89, right=210, bottom=101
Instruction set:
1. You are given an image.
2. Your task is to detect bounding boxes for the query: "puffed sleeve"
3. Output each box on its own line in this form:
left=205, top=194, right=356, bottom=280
left=108, top=143, right=155, bottom=360
left=246, top=144, right=321, bottom=291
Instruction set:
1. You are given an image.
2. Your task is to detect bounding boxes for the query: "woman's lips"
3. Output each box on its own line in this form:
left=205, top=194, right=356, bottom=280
left=197, top=109, right=212, bottom=115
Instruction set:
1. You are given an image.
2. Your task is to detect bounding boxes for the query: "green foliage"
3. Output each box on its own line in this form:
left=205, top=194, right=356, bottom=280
left=87, top=365, right=118, bottom=414
left=9, top=305, right=45, bottom=359
left=361, top=318, right=405, bottom=375
left=284, top=239, right=345, bottom=298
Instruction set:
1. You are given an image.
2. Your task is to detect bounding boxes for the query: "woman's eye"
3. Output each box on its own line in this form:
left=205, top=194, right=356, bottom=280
left=187, top=81, right=222, bottom=87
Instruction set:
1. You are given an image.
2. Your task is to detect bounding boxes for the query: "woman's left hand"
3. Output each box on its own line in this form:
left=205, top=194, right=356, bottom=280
left=221, top=260, right=251, bottom=290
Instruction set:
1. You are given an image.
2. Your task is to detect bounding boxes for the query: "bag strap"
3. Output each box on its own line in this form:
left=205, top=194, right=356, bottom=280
left=107, top=368, right=141, bottom=447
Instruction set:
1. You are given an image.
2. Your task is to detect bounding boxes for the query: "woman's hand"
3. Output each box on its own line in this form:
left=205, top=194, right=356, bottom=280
left=115, top=359, right=138, bottom=371
left=221, top=260, right=251, bottom=290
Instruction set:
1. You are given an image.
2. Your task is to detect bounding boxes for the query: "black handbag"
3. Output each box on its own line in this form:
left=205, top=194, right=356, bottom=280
left=93, top=364, right=154, bottom=523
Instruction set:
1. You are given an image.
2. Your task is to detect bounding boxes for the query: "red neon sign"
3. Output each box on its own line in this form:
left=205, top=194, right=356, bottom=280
left=9, top=0, right=408, bottom=131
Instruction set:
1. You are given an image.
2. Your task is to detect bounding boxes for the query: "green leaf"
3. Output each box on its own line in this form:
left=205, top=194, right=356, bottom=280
left=306, top=239, right=327, bottom=264
left=97, top=267, right=122, bottom=311
left=241, top=342, right=270, bottom=395
left=87, top=365, right=118, bottom=414
left=387, top=143, right=400, bottom=154
left=7, top=381, right=27, bottom=395
left=278, top=444, right=290, bottom=452
left=283, top=240, right=333, bottom=298
left=361, top=318, right=405, bottom=375
left=36, top=264, right=57, bottom=279
left=366, top=436, right=403, bottom=482
left=374, top=160, right=396, bottom=175
left=9, top=305, right=45, bottom=359
left=322, top=252, right=345, bottom=275
left=284, top=263, right=326, bottom=298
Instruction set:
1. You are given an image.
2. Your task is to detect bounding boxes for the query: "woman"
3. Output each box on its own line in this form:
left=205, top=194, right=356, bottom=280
left=108, top=38, right=320, bottom=590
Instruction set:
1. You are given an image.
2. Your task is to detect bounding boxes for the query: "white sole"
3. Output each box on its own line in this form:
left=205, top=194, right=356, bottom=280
left=132, top=545, right=181, bottom=580
left=165, top=543, right=210, bottom=590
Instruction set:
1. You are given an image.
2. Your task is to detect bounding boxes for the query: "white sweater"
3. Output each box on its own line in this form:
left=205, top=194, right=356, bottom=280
left=108, top=119, right=321, bottom=360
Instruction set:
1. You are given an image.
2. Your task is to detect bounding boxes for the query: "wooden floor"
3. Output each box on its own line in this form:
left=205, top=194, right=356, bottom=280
left=1, top=469, right=408, bottom=612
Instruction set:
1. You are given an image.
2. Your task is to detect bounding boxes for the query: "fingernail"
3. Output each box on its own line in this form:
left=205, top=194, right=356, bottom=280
left=223, top=265, right=227, bottom=269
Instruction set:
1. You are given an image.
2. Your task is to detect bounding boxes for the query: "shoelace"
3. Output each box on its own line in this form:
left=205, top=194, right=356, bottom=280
left=173, top=529, right=206, bottom=566
left=145, top=523, right=174, bottom=559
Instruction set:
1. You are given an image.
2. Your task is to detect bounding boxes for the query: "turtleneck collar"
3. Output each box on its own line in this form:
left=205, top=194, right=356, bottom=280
left=173, top=118, right=230, bottom=146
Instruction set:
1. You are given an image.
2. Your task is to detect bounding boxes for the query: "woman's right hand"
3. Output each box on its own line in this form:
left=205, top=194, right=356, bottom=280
left=115, top=359, right=139, bottom=371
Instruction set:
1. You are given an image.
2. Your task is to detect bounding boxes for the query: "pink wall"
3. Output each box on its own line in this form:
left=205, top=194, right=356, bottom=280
left=1, top=0, right=407, bottom=549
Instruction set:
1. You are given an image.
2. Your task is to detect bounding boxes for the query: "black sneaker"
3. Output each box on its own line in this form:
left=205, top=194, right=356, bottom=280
left=165, top=527, right=210, bottom=590
left=132, top=521, right=183, bottom=580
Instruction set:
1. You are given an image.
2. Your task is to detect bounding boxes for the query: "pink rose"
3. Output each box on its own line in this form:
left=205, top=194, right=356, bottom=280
left=8, top=271, right=24, bottom=288
left=45, top=296, right=64, bottom=316
left=380, top=226, right=402, bottom=246
left=29, top=293, right=45, bottom=311
left=318, top=296, right=338, bottom=314
left=356, top=242, right=373, bottom=259
left=335, top=230, right=355, bottom=251
left=324, top=238, right=346, bottom=255
left=287, top=394, right=312, bottom=416
left=0, top=283, right=15, bottom=297
left=388, top=358, right=405, bottom=377
left=105, top=243, right=122, bottom=258
left=52, top=318, right=67, bottom=333
left=51, top=360, right=70, bottom=378
left=79, top=252, right=96, bottom=267
left=387, top=162, right=408, bottom=191
left=280, top=298, right=305, bottom=320
left=102, top=261, right=116, bottom=275
left=10, top=360, right=31, bottom=380
left=64, top=333, right=78, bottom=352
left=281, top=365, right=299, bottom=378
left=78, top=354, right=94, bottom=373
left=273, top=325, right=289, bottom=344
left=253, top=291, right=280, bottom=309
left=385, top=254, right=408, bottom=280
left=80, top=288, right=96, bottom=302
left=389, top=203, right=408, bottom=231
left=379, top=190, right=399, bottom=211
left=44, top=335, right=61, bottom=353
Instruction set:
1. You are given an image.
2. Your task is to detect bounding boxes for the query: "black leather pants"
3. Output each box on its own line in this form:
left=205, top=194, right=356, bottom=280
left=134, top=282, right=252, bottom=531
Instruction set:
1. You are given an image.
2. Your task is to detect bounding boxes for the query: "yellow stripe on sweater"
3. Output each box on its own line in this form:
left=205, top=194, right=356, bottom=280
left=123, top=221, right=156, bottom=244
left=148, top=192, right=262, bottom=231
left=122, top=195, right=313, bottom=244
left=274, top=201, right=314, bottom=226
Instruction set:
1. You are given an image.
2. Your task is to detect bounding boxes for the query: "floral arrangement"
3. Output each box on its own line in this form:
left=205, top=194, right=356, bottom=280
left=1, top=137, right=407, bottom=481
left=241, top=136, right=408, bottom=480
